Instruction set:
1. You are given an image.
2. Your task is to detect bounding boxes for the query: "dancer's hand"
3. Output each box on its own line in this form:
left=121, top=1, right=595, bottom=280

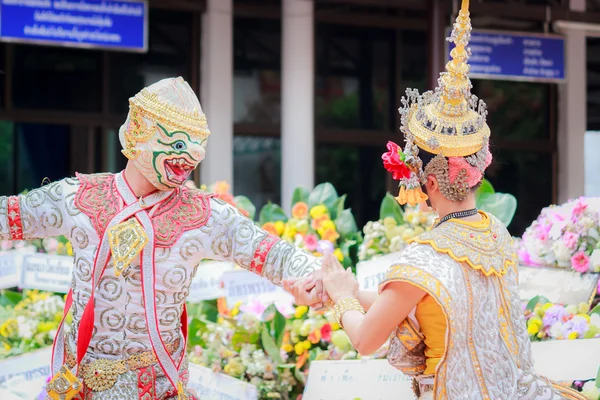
left=322, top=252, right=358, bottom=303
left=283, top=270, right=329, bottom=308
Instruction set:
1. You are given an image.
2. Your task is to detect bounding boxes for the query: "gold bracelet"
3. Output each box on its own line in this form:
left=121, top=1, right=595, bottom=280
left=332, top=297, right=365, bottom=329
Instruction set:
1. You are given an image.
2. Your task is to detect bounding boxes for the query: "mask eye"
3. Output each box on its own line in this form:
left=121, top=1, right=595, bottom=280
left=172, top=141, right=187, bottom=151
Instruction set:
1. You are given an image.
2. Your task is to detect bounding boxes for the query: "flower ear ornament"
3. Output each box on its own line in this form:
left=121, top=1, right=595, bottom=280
left=382, top=141, right=428, bottom=206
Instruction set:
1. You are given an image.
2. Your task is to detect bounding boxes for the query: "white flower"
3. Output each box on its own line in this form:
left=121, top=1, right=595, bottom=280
left=581, top=381, right=600, bottom=400
left=16, top=316, right=35, bottom=340
left=590, top=314, right=600, bottom=329
left=552, top=241, right=572, bottom=265
left=590, top=249, right=600, bottom=272
left=549, top=322, right=564, bottom=339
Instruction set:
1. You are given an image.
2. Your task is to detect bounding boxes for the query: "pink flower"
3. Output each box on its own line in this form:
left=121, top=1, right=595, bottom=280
left=571, top=251, right=590, bottom=273
left=538, top=232, right=548, bottom=242
left=563, top=232, right=579, bottom=250
left=518, top=248, right=539, bottom=266
left=239, top=298, right=267, bottom=319
left=572, top=198, right=587, bottom=217
left=597, top=280, right=600, bottom=295
left=304, top=234, right=319, bottom=252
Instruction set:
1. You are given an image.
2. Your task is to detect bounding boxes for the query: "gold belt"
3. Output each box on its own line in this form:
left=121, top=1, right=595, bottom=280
left=66, top=339, right=180, bottom=392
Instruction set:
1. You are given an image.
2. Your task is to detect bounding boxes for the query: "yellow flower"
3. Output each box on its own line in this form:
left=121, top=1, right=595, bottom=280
left=334, top=248, right=344, bottom=262
left=317, top=220, right=336, bottom=237
left=302, top=340, right=311, bottom=350
left=57, top=243, right=65, bottom=254
left=331, top=322, right=340, bottom=331
left=66, top=242, right=73, bottom=256
left=567, top=331, right=578, bottom=340
left=214, top=181, right=230, bottom=195
left=310, top=205, right=328, bottom=219
left=292, top=202, right=309, bottom=219
left=0, top=319, right=17, bottom=338
left=231, top=307, right=240, bottom=317
left=274, top=221, right=285, bottom=236
left=2, top=342, right=10, bottom=351
left=313, top=252, right=323, bottom=257
left=320, top=228, right=339, bottom=243
left=283, top=224, right=296, bottom=239
left=282, top=343, right=293, bottom=353
left=296, top=220, right=309, bottom=234
left=294, top=342, right=306, bottom=356
left=527, top=322, right=540, bottom=335
left=295, top=306, right=308, bottom=319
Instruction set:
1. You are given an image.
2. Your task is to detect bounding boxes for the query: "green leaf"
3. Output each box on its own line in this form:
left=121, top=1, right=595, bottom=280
left=291, top=187, right=310, bottom=206
left=308, top=183, right=339, bottom=214
left=277, top=364, right=296, bottom=370
left=0, top=290, right=23, bottom=307
left=476, top=192, right=517, bottom=227
left=525, top=295, right=550, bottom=312
left=200, top=300, right=219, bottom=323
left=335, top=209, right=358, bottom=239
left=274, top=310, right=287, bottom=348
left=590, top=303, right=600, bottom=316
left=234, top=195, right=256, bottom=220
left=596, top=365, right=600, bottom=388
left=187, top=318, right=206, bottom=347
left=476, top=179, right=495, bottom=197
left=294, top=367, right=306, bottom=385
left=379, top=193, right=404, bottom=224
left=258, top=202, right=289, bottom=226
left=261, top=327, right=284, bottom=365
left=331, top=195, right=347, bottom=221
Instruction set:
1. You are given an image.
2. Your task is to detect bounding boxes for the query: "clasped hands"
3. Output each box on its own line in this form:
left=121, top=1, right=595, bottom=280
left=283, top=253, right=359, bottom=308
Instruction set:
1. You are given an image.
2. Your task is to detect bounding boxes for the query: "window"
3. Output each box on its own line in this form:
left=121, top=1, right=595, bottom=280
left=234, top=18, right=282, bottom=126
left=13, top=45, right=102, bottom=112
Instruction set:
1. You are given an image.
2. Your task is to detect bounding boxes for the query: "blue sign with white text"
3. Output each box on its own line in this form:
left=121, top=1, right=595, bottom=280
left=0, top=0, right=147, bottom=52
left=447, top=29, right=565, bottom=83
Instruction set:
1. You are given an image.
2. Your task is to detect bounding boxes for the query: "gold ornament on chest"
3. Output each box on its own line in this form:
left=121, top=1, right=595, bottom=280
left=46, top=366, right=82, bottom=400
left=108, top=218, right=149, bottom=277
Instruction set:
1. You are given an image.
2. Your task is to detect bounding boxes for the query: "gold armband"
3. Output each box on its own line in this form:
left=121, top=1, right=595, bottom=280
left=332, top=297, right=365, bottom=329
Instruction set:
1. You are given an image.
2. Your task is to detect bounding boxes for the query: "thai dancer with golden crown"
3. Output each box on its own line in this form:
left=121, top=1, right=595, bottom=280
left=285, top=1, right=586, bottom=398
left=0, top=77, right=323, bottom=399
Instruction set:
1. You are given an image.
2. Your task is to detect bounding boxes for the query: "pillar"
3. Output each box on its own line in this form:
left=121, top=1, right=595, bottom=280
left=200, top=0, right=234, bottom=186
left=281, top=0, right=315, bottom=212
left=557, top=0, right=586, bottom=203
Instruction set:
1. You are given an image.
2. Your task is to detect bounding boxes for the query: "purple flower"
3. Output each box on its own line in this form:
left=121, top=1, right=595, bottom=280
left=542, top=305, right=568, bottom=327
left=316, top=240, right=334, bottom=255
left=562, top=316, right=589, bottom=338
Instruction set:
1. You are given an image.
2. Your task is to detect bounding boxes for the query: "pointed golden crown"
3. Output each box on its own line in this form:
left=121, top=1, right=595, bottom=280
left=404, top=0, right=490, bottom=157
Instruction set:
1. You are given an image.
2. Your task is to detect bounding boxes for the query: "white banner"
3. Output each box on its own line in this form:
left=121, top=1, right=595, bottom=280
left=355, top=252, right=401, bottom=292
left=0, top=252, right=20, bottom=290
left=188, top=363, right=258, bottom=400
left=19, top=254, right=73, bottom=293
left=221, top=269, right=293, bottom=306
left=0, top=347, right=51, bottom=386
left=187, top=261, right=235, bottom=303
left=531, top=338, right=600, bottom=381
left=303, top=359, right=415, bottom=400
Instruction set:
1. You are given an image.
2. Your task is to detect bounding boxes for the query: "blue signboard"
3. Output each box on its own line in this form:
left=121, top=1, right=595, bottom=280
left=446, top=29, right=565, bottom=83
left=0, top=0, right=148, bottom=52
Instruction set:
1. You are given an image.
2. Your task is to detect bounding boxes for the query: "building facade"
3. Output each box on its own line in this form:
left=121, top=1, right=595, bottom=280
left=0, top=0, right=598, bottom=235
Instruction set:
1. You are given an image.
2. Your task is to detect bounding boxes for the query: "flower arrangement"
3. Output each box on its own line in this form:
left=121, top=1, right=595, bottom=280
left=187, top=297, right=371, bottom=399
left=519, top=197, right=600, bottom=273
left=574, top=377, right=600, bottom=400
left=358, top=193, right=435, bottom=261
left=257, top=183, right=361, bottom=269
left=191, top=180, right=257, bottom=219
left=524, top=296, right=600, bottom=341
left=0, top=290, right=66, bottom=359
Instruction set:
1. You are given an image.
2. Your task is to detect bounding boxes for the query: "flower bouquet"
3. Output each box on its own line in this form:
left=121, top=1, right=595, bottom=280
left=0, top=290, right=66, bottom=359
left=187, top=297, right=371, bottom=399
left=358, top=193, right=435, bottom=261
left=257, top=183, right=361, bottom=269
left=524, top=296, right=600, bottom=341
left=519, top=197, right=600, bottom=273
left=573, top=371, right=600, bottom=400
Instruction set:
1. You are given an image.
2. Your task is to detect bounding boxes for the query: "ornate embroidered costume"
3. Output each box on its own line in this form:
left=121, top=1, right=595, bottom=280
left=0, top=78, right=319, bottom=399
left=376, top=1, right=586, bottom=398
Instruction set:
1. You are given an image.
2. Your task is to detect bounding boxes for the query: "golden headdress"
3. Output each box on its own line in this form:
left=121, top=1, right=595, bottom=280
left=120, top=77, right=211, bottom=160
left=383, top=0, right=492, bottom=206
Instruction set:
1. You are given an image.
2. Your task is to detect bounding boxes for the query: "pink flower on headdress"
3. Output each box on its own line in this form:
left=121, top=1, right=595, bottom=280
left=562, top=232, right=579, bottom=250
left=448, top=157, right=482, bottom=187
left=382, top=141, right=412, bottom=180
left=571, top=251, right=589, bottom=273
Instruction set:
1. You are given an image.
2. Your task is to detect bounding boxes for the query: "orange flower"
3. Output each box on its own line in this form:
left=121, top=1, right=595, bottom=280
left=320, top=228, right=339, bottom=243
left=308, top=329, right=321, bottom=344
left=296, top=351, right=309, bottom=369
left=217, top=298, right=229, bottom=316
left=262, top=222, right=279, bottom=236
left=311, top=215, right=329, bottom=230
left=213, top=181, right=230, bottom=195
left=292, top=202, right=309, bottom=219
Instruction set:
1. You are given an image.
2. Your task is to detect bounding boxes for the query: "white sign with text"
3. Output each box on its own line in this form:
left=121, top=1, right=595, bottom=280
left=0, top=347, right=51, bottom=386
left=19, top=254, right=73, bottom=293
left=187, top=261, right=235, bottom=303
left=0, top=252, right=21, bottom=290
left=531, top=338, right=600, bottom=381
left=188, top=363, right=258, bottom=400
left=221, top=269, right=293, bottom=306
left=303, top=359, right=415, bottom=400
left=356, top=252, right=401, bottom=292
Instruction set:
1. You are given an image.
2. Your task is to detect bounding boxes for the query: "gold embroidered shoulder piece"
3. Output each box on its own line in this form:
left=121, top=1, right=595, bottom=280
left=407, top=212, right=516, bottom=276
